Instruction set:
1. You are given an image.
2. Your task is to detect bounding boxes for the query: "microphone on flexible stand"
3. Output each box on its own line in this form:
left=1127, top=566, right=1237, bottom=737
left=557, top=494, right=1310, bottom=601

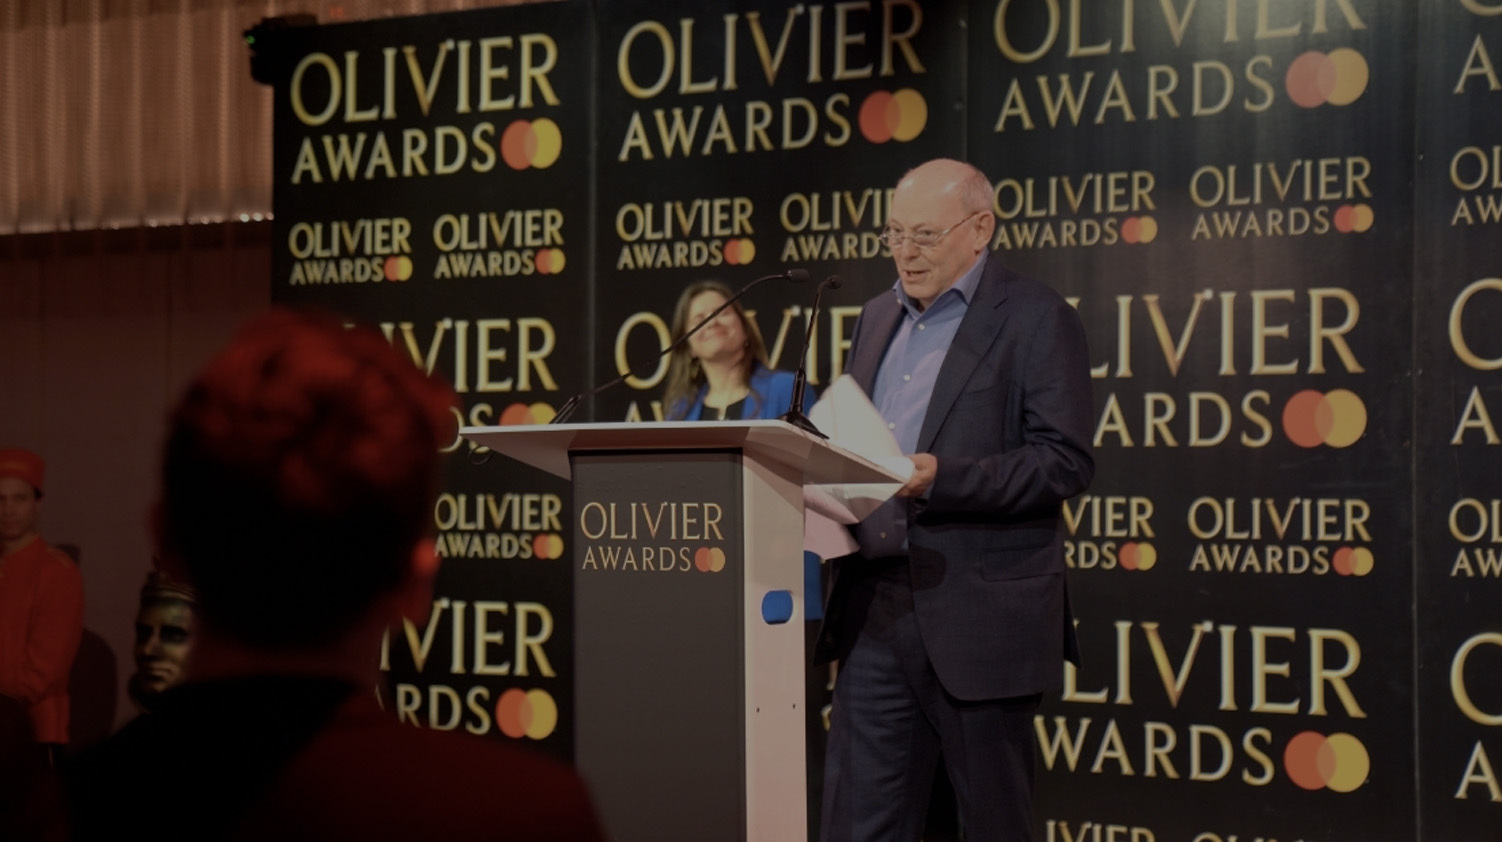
left=551, top=268, right=811, bottom=424
left=780, top=274, right=842, bottom=439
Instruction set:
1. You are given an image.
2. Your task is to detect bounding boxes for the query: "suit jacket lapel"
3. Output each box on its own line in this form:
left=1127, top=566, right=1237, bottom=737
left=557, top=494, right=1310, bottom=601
left=916, top=261, right=1012, bottom=452
left=849, top=292, right=904, bottom=396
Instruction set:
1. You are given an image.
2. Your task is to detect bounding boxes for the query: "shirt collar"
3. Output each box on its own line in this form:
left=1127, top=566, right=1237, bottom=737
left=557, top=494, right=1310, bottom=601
left=891, top=249, right=989, bottom=315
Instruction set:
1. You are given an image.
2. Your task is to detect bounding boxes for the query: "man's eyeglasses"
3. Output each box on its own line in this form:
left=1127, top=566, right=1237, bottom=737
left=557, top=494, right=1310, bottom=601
left=879, top=211, right=984, bottom=250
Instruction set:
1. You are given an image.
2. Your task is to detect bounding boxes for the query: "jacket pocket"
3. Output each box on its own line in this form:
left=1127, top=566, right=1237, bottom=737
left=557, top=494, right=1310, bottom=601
left=978, top=541, right=1062, bottom=581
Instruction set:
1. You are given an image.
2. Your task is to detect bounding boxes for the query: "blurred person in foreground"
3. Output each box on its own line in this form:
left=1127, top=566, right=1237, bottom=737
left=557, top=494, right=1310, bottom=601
left=0, top=448, right=85, bottom=764
left=63, top=310, right=604, bottom=842
left=662, top=279, right=798, bottom=421
left=127, top=570, right=196, bottom=713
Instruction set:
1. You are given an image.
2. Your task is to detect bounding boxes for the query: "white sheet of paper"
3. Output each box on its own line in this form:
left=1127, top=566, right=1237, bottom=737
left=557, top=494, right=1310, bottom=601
left=802, top=374, right=912, bottom=557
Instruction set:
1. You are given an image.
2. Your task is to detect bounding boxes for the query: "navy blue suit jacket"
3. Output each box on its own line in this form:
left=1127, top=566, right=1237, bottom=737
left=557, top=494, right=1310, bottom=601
left=816, top=257, right=1094, bottom=701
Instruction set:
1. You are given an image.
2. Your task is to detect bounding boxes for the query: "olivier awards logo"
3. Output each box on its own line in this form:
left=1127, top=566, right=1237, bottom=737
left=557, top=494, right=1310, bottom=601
left=286, top=32, right=564, bottom=184
left=1186, top=496, right=1375, bottom=577
left=431, top=208, right=568, bottom=279
left=1074, top=287, right=1368, bottom=450
left=988, top=0, right=1374, bottom=132
left=1048, top=618, right=1373, bottom=793
left=286, top=217, right=415, bottom=285
left=779, top=187, right=893, bottom=262
left=612, top=3, right=930, bottom=162
left=613, top=195, right=758, bottom=270
left=579, top=500, right=732, bottom=573
left=433, top=492, right=565, bottom=561
left=1064, top=495, right=1159, bottom=573
left=379, top=595, right=560, bottom=740
left=992, top=169, right=1158, bottom=250
left=1188, top=157, right=1375, bottom=240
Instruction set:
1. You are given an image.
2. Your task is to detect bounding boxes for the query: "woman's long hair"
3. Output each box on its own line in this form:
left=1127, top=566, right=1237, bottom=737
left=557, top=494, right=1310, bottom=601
left=662, top=280, right=770, bottom=419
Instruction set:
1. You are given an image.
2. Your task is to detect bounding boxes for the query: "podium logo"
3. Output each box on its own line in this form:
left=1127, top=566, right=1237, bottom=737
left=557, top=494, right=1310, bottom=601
left=1283, top=731, right=1370, bottom=792
left=496, top=688, right=558, bottom=740
left=1282, top=389, right=1367, bottom=448
left=498, top=402, right=557, bottom=425
left=501, top=119, right=563, bottom=170
left=858, top=89, right=927, bottom=143
left=1285, top=50, right=1370, bottom=109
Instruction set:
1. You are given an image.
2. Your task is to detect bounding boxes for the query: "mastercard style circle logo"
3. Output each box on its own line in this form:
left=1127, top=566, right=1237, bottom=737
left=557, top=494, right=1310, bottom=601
left=534, top=248, right=566, bottom=275
left=1281, top=389, right=1366, bottom=448
left=495, top=688, right=558, bottom=740
left=1283, top=731, right=1369, bottom=792
left=1332, top=204, right=1374, bottom=234
left=1285, top=49, right=1369, bottom=108
left=1117, top=542, right=1156, bottom=571
left=501, top=118, right=563, bottom=170
left=532, top=533, right=565, bottom=560
left=1331, top=546, right=1374, bottom=577
left=722, top=238, right=756, bottom=266
left=383, top=255, right=413, bottom=281
left=499, top=402, right=557, bottom=425
left=1120, top=217, right=1157, bottom=245
left=858, top=89, right=928, bottom=143
left=693, top=547, right=727, bottom=573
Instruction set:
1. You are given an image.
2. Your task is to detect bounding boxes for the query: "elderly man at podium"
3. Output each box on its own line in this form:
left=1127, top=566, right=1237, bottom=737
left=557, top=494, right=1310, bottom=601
left=816, top=159, right=1096, bottom=842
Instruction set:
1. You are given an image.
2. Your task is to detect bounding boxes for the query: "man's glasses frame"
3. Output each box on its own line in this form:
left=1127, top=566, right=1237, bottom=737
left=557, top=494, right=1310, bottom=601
left=879, top=211, right=984, bottom=250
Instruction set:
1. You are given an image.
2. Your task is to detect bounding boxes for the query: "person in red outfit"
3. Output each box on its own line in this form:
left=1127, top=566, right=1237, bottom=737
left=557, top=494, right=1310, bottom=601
left=64, top=311, right=605, bottom=842
left=0, top=448, right=85, bottom=759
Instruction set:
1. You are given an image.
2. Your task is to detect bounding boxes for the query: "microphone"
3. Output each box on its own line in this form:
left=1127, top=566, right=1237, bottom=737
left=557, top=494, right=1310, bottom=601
left=780, top=274, right=843, bottom=438
left=551, top=268, right=810, bottom=424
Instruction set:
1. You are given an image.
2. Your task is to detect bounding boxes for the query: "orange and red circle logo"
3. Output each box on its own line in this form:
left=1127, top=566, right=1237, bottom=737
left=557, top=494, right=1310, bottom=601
left=383, top=255, right=413, bottom=281
left=1285, top=49, right=1369, bottom=108
left=1117, top=542, right=1157, bottom=571
left=722, top=239, right=756, bottom=265
left=1332, top=204, right=1374, bottom=233
left=495, top=688, right=558, bottom=740
left=1281, top=389, right=1366, bottom=448
left=501, top=118, right=562, bottom=170
left=858, top=89, right=928, bottom=143
left=534, top=248, right=566, bottom=275
left=499, top=402, right=557, bottom=425
left=1331, top=546, right=1374, bottom=577
left=1120, top=217, right=1157, bottom=245
left=531, top=534, right=565, bottom=560
left=693, top=547, right=727, bottom=573
left=1283, top=731, right=1369, bottom=792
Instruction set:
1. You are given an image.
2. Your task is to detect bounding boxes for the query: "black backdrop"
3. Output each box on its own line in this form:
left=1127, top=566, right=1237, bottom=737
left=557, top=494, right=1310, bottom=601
left=264, top=2, right=1502, bottom=839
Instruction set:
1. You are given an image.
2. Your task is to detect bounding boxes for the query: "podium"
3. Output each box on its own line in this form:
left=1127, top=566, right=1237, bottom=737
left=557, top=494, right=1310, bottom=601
left=462, top=420, right=901, bottom=842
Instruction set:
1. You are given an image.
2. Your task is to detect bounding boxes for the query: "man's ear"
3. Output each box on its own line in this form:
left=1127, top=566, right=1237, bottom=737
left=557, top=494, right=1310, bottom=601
left=394, top=538, right=440, bottom=623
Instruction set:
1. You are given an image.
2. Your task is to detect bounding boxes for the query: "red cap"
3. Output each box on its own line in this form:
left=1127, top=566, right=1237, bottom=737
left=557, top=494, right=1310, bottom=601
left=0, top=448, right=45, bottom=493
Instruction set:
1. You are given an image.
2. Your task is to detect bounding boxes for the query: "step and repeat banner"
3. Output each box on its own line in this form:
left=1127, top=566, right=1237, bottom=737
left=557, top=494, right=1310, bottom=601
left=1417, top=2, right=1502, bottom=842
left=261, top=1, right=1498, bottom=839
left=266, top=1, right=590, bottom=756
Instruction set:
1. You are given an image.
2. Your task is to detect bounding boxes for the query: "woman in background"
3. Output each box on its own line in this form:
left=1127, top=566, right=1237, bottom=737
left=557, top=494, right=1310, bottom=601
left=662, top=280, right=798, bottom=421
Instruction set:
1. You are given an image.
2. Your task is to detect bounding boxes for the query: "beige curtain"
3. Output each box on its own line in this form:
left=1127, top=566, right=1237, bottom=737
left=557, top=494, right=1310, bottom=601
left=0, top=0, right=544, bottom=235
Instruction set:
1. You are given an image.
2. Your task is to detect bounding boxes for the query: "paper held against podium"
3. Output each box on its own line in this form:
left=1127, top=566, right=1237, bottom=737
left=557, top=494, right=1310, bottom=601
left=803, top=375, right=913, bottom=558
